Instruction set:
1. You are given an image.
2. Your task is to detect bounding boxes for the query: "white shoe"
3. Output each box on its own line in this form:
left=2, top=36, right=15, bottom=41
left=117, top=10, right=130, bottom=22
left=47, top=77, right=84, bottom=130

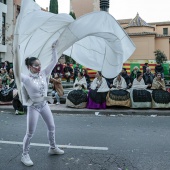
left=56, top=102, right=60, bottom=105
left=21, top=154, right=33, bottom=166
left=15, top=110, right=19, bottom=115
left=48, top=147, right=64, bottom=155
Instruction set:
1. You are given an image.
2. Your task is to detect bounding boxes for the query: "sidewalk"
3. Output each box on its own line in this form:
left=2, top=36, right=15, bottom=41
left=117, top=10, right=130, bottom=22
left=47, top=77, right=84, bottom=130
left=0, top=104, right=170, bottom=116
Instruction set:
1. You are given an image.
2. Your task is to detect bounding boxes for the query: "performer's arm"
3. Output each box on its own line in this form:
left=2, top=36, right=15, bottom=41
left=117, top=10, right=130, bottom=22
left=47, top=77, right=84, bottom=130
left=43, top=42, right=58, bottom=76
left=21, top=73, right=25, bottom=83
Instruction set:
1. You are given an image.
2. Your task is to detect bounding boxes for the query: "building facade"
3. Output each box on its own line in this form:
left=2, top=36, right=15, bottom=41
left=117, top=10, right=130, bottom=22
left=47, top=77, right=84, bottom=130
left=0, top=0, right=21, bottom=63
left=70, top=0, right=170, bottom=62
left=1, top=0, right=170, bottom=63
left=0, top=0, right=7, bottom=61
left=118, top=14, right=170, bottom=62
left=70, top=0, right=100, bottom=18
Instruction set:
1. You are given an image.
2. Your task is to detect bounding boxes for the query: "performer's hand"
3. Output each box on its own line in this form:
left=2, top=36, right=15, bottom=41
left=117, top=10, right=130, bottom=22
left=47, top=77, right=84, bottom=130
left=52, top=41, right=58, bottom=49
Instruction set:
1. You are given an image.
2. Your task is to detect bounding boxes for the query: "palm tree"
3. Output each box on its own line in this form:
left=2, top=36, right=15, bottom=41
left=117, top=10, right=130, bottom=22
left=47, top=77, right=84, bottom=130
left=49, top=0, right=58, bottom=14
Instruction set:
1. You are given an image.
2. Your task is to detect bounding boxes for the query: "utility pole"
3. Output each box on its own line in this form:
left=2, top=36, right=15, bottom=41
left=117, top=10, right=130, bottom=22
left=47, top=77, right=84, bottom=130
left=99, top=0, right=110, bottom=12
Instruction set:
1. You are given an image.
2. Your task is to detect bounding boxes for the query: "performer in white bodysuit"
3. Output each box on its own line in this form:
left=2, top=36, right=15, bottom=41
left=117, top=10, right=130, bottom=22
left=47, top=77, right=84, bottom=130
left=21, top=42, right=64, bottom=167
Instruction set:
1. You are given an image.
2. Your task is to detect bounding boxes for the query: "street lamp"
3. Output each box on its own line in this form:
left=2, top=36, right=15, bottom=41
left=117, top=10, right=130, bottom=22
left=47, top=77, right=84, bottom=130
left=100, top=0, right=110, bottom=12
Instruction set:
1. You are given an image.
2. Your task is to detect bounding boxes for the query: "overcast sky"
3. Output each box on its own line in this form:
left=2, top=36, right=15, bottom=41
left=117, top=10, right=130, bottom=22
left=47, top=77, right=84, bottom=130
left=35, top=0, right=170, bottom=23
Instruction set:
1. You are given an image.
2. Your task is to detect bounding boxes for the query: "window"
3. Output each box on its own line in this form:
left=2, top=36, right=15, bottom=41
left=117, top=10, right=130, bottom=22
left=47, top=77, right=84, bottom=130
left=163, top=28, right=168, bottom=35
left=2, top=13, right=5, bottom=45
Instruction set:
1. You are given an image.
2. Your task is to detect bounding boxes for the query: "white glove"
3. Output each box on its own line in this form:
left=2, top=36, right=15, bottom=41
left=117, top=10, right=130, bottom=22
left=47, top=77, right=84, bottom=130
left=52, top=40, right=58, bottom=49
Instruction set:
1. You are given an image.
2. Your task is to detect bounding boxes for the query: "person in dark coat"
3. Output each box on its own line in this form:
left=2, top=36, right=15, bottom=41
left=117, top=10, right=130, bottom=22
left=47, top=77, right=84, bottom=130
left=105, top=77, right=115, bottom=89
left=73, top=63, right=81, bottom=83
left=143, top=63, right=148, bottom=74
left=63, top=63, right=73, bottom=82
left=155, top=63, right=164, bottom=78
left=143, top=67, right=154, bottom=89
left=3, top=61, right=11, bottom=73
left=121, top=68, right=132, bottom=88
left=82, top=68, right=91, bottom=89
left=52, top=62, right=63, bottom=78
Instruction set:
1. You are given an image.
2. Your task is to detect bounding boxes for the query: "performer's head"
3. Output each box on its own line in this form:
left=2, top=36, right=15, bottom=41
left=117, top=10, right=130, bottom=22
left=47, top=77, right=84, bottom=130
left=25, top=57, right=41, bottom=73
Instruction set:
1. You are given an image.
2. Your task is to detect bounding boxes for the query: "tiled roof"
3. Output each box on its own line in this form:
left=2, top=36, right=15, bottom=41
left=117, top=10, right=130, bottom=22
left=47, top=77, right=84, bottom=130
left=128, top=32, right=156, bottom=36
left=149, top=21, right=170, bottom=26
left=128, top=32, right=170, bottom=37
left=117, top=19, right=132, bottom=24
left=125, top=13, right=154, bottom=28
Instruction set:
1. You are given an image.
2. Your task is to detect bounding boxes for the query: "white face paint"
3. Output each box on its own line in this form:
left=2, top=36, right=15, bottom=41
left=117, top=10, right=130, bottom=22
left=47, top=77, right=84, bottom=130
left=30, top=60, right=41, bottom=73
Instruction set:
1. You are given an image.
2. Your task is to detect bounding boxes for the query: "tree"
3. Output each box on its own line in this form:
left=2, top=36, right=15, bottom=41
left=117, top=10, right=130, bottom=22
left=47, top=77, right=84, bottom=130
left=154, top=50, right=167, bottom=64
left=49, top=0, right=58, bottom=14
left=69, top=11, right=76, bottom=19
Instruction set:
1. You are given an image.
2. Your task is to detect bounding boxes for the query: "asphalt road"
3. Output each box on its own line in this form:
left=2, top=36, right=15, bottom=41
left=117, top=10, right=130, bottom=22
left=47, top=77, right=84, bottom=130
left=0, top=111, right=170, bottom=170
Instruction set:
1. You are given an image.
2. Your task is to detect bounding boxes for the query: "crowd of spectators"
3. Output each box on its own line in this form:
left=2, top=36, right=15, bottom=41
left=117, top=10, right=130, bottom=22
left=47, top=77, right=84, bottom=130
left=0, top=60, right=169, bottom=111
left=65, top=62, right=170, bottom=109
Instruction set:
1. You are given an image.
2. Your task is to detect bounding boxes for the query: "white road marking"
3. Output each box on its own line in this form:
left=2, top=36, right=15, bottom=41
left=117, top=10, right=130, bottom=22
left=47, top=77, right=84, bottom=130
left=0, top=140, right=108, bottom=151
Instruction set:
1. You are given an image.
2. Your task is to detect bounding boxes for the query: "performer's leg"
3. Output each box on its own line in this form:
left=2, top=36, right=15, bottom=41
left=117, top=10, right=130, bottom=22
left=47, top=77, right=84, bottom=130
left=40, top=103, right=64, bottom=154
left=23, top=106, right=40, bottom=155
left=40, top=103, right=56, bottom=148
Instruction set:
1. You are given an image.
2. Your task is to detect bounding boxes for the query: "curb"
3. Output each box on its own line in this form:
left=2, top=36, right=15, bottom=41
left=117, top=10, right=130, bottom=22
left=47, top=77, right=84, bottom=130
left=0, top=104, right=170, bottom=116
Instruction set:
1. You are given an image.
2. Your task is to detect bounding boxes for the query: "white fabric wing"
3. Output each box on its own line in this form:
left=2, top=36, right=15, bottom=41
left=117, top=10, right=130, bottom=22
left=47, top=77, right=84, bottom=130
left=13, top=0, right=135, bottom=103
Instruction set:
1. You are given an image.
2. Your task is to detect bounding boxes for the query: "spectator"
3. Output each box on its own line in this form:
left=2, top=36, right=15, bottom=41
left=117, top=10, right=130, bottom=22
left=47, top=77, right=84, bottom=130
left=73, top=71, right=87, bottom=90
left=73, top=63, right=81, bottom=83
left=121, top=68, right=132, bottom=88
left=130, top=66, right=140, bottom=83
left=143, top=67, right=154, bottom=89
left=87, top=71, right=109, bottom=109
left=82, top=68, right=91, bottom=89
left=3, top=61, right=11, bottom=73
left=52, top=61, right=63, bottom=78
left=106, top=73, right=130, bottom=108
left=132, top=71, right=149, bottom=89
left=0, top=74, right=17, bottom=103
left=66, top=71, right=87, bottom=108
left=50, top=73, right=64, bottom=105
left=143, top=63, right=148, bottom=73
left=13, top=94, right=25, bottom=115
left=63, top=63, right=73, bottom=82
left=8, top=68, right=15, bottom=79
left=151, top=72, right=166, bottom=91
left=105, top=77, right=115, bottom=89
left=155, top=63, right=164, bottom=78
left=112, top=73, right=127, bottom=89
left=0, top=68, right=8, bottom=87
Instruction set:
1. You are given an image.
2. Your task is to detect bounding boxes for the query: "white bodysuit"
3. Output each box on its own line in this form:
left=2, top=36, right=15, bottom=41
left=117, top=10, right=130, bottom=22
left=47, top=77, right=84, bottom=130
left=21, top=48, right=58, bottom=155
